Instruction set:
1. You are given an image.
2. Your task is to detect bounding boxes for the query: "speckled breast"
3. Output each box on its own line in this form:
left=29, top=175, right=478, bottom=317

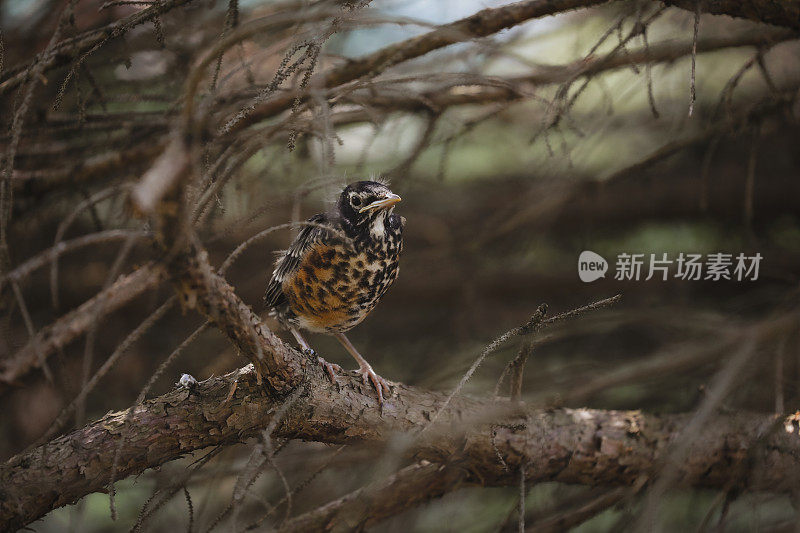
left=282, top=232, right=402, bottom=333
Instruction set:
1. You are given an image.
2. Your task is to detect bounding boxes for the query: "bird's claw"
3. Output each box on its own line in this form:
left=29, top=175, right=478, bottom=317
left=312, top=354, right=390, bottom=406
left=356, top=364, right=391, bottom=405
left=317, top=357, right=342, bottom=383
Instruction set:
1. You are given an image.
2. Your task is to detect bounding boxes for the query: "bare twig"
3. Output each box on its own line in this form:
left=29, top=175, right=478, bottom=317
left=524, top=488, right=630, bottom=532
left=0, top=0, right=196, bottom=95
left=224, top=0, right=610, bottom=135
left=518, top=465, right=526, bottom=532
left=426, top=296, right=621, bottom=432
left=663, top=0, right=800, bottom=30
left=421, top=304, right=549, bottom=434
left=1, top=0, right=80, bottom=274
left=34, top=296, right=176, bottom=448
left=277, top=461, right=465, bottom=533
left=0, top=229, right=147, bottom=291
left=509, top=341, right=534, bottom=402
left=634, top=337, right=758, bottom=530
left=243, top=446, right=347, bottom=531
left=744, top=123, right=760, bottom=234
left=50, top=184, right=132, bottom=311
left=9, top=279, right=53, bottom=385
left=689, top=1, right=701, bottom=116
left=184, top=487, right=194, bottom=533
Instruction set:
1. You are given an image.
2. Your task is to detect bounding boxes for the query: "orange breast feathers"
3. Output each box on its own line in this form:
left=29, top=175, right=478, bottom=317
left=281, top=243, right=353, bottom=331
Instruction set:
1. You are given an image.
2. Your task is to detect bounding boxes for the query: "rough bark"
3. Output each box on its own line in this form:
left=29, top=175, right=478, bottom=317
left=2, top=363, right=799, bottom=530
left=165, top=246, right=306, bottom=392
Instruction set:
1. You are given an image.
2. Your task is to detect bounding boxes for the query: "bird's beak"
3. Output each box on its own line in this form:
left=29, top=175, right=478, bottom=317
left=359, top=193, right=402, bottom=213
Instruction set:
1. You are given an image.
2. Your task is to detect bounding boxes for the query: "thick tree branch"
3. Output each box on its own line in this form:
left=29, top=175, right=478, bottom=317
left=2, top=364, right=800, bottom=530
left=130, top=137, right=304, bottom=392
left=665, top=0, right=800, bottom=31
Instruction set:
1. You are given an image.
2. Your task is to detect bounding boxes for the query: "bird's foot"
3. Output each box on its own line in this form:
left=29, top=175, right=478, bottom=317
left=356, top=363, right=391, bottom=406
left=317, top=357, right=343, bottom=383
left=302, top=348, right=340, bottom=383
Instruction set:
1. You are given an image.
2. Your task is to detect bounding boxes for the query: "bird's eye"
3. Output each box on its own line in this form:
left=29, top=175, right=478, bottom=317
left=350, top=195, right=362, bottom=208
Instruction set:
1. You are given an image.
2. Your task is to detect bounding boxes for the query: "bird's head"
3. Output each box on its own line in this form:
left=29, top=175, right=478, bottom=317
left=337, top=180, right=401, bottom=235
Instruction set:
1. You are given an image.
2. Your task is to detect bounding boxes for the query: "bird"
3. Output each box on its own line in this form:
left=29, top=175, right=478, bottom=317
left=264, top=180, right=404, bottom=405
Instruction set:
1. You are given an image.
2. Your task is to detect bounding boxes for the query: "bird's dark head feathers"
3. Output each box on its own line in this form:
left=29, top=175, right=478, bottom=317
left=337, top=180, right=401, bottom=232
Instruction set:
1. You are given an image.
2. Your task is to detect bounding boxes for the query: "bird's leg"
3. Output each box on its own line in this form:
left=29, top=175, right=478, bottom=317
left=334, top=332, right=391, bottom=404
left=289, top=327, right=341, bottom=382
left=289, top=326, right=313, bottom=354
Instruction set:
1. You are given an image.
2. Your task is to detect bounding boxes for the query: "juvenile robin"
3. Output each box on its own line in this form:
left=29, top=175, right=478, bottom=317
left=264, top=180, right=404, bottom=405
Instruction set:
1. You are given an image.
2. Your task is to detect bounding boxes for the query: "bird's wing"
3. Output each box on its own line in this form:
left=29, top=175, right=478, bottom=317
left=264, top=213, right=331, bottom=309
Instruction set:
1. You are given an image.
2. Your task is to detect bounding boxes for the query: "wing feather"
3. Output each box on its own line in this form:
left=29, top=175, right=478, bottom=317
left=264, top=213, right=330, bottom=309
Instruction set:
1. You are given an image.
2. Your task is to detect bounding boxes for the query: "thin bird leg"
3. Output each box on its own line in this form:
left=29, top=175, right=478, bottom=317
left=289, top=326, right=312, bottom=351
left=289, top=326, right=341, bottom=383
left=334, top=332, right=391, bottom=404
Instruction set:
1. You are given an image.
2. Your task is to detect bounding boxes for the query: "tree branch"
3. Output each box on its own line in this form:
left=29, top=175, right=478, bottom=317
left=12, top=140, right=168, bottom=202
left=277, top=461, right=465, bottom=532
left=130, top=136, right=304, bottom=392
left=0, top=0, right=196, bottom=95
left=2, top=363, right=800, bottom=530
left=0, top=263, right=165, bottom=393
left=338, top=27, right=795, bottom=114
left=2, top=0, right=799, bottom=530
left=664, top=0, right=800, bottom=31
left=223, top=0, right=610, bottom=135
left=10, top=28, right=793, bottom=206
